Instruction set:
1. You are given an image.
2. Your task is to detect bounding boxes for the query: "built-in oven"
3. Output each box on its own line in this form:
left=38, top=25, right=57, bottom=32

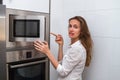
left=6, top=50, right=49, bottom=80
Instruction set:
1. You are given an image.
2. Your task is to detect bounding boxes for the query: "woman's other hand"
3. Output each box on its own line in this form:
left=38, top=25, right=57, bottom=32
left=50, top=32, right=64, bottom=46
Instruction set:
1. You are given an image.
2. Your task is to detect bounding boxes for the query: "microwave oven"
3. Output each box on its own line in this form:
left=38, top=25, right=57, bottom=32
left=9, top=14, right=45, bottom=42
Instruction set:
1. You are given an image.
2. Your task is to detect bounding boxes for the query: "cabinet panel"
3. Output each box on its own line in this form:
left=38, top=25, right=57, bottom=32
left=3, top=0, right=49, bottom=13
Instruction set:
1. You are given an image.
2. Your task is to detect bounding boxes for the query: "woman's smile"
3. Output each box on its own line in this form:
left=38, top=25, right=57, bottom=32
left=69, top=32, right=75, bottom=37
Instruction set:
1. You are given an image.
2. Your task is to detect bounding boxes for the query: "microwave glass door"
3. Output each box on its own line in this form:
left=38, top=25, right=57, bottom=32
left=13, top=20, right=40, bottom=37
left=9, top=15, right=45, bottom=42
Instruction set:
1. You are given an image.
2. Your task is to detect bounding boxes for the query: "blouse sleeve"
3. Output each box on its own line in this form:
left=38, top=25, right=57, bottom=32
left=56, top=46, right=83, bottom=77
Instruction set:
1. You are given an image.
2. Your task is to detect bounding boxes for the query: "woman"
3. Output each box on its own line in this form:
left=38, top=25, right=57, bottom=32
left=34, top=16, right=93, bottom=80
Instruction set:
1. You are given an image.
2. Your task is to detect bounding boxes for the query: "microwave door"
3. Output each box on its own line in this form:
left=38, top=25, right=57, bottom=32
left=9, top=15, right=45, bottom=42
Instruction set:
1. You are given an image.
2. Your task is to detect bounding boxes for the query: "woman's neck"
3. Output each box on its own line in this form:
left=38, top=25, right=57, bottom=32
left=71, top=38, right=79, bottom=44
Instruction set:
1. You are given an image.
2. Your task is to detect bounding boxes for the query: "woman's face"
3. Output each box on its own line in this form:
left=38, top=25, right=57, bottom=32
left=68, top=19, right=81, bottom=40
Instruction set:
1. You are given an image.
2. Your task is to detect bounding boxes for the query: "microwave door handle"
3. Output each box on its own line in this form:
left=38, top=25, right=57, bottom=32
left=10, top=60, right=48, bottom=68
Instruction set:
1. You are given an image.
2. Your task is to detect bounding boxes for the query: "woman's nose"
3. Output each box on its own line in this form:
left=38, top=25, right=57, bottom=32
left=69, top=27, right=74, bottom=31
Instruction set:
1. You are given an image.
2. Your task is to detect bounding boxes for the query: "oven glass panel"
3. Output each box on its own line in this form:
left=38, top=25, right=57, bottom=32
left=9, top=62, right=45, bottom=80
left=13, top=20, right=40, bottom=37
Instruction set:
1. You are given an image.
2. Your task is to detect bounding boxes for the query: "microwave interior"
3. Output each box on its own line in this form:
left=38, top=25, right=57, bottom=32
left=13, top=19, right=40, bottom=37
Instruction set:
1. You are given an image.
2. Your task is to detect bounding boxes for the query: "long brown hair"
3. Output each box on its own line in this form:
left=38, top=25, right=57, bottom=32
left=69, top=16, right=93, bottom=67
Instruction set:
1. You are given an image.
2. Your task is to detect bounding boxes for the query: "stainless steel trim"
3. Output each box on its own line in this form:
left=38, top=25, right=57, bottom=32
left=0, top=4, right=7, bottom=80
left=6, top=64, right=9, bottom=80
left=0, top=5, right=6, bottom=50
left=45, top=58, right=49, bottom=80
left=10, top=59, right=48, bottom=68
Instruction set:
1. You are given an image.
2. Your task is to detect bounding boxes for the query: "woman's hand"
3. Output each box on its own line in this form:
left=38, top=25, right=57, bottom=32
left=34, top=40, right=59, bottom=69
left=34, top=40, right=50, bottom=55
left=50, top=32, right=64, bottom=46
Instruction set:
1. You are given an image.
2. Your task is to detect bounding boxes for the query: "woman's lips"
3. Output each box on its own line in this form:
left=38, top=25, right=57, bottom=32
left=69, top=32, right=74, bottom=36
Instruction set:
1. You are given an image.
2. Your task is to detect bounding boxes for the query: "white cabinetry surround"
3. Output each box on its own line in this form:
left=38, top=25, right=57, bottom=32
left=3, top=0, right=49, bottom=13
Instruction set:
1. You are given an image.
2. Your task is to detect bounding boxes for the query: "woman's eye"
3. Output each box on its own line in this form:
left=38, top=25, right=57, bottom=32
left=68, top=25, right=72, bottom=28
left=74, top=25, right=78, bottom=29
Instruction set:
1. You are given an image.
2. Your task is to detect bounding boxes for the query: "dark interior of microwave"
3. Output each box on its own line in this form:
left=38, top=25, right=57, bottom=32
left=13, top=19, right=40, bottom=37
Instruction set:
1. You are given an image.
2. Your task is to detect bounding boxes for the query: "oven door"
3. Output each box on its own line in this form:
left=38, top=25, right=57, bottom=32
left=7, top=58, right=49, bottom=80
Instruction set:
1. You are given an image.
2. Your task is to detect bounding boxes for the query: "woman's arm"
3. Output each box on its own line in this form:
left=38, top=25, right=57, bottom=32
left=50, top=32, right=64, bottom=61
left=58, top=45, right=63, bottom=61
left=46, top=50, right=59, bottom=69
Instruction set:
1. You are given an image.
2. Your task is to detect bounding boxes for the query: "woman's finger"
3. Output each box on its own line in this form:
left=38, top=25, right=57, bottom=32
left=34, top=44, right=44, bottom=52
left=42, top=41, right=48, bottom=45
left=50, top=32, right=57, bottom=37
left=34, top=40, right=44, bottom=47
left=34, top=43, right=42, bottom=49
left=34, top=42, right=41, bottom=48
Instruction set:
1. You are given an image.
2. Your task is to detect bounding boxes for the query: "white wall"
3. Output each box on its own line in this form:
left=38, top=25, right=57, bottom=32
left=50, top=0, right=64, bottom=80
left=64, top=0, right=120, bottom=80
left=50, top=0, right=120, bottom=80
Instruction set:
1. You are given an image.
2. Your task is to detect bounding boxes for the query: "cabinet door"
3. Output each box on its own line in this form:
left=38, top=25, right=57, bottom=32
left=3, top=0, right=49, bottom=13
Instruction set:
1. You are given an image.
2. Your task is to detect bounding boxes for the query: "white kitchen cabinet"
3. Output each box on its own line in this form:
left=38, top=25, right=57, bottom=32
left=3, top=0, right=49, bottom=13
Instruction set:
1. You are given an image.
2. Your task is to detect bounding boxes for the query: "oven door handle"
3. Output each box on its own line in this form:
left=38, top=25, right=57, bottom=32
left=10, top=59, right=48, bottom=68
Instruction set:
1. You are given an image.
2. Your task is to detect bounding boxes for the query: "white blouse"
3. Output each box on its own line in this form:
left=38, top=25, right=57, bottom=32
left=56, top=40, right=86, bottom=80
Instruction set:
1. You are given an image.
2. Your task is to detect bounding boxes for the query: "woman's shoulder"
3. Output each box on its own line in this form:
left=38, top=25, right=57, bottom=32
left=71, top=41, right=86, bottom=55
left=72, top=41, right=86, bottom=52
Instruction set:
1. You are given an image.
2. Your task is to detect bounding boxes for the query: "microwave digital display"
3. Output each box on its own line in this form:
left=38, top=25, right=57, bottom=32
left=13, top=19, right=40, bottom=37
